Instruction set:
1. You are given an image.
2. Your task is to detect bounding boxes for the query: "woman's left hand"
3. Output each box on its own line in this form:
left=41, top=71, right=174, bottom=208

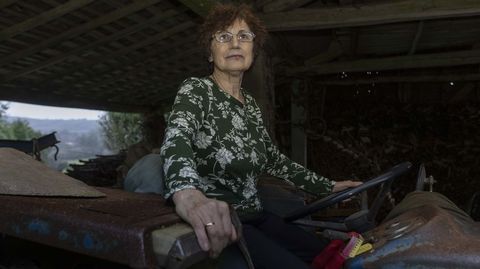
left=332, top=180, right=363, bottom=193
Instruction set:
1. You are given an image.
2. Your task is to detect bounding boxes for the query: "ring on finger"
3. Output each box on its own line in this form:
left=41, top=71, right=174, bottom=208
left=205, top=222, right=215, bottom=227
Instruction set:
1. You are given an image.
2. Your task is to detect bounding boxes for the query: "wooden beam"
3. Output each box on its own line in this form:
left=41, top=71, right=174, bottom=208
left=0, top=0, right=95, bottom=42
left=408, top=21, right=424, bottom=55
left=82, top=47, right=200, bottom=92
left=318, top=73, right=480, bottom=85
left=38, top=21, right=195, bottom=87
left=3, top=8, right=182, bottom=81
left=0, top=0, right=161, bottom=68
left=262, top=0, right=314, bottom=13
left=261, top=0, right=480, bottom=31
left=0, top=86, right=149, bottom=112
left=177, top=0, right=218, bottom=17
left=85, top=46, right=200, bottom=91
left=38, top=39, right=197, bottom=100
left=113, top=64, right=205, bottom=105
left=289, top=49, right=480, bottom=75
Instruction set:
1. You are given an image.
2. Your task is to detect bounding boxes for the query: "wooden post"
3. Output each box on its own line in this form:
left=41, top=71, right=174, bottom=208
left=243, top=50, right=276, bottom=140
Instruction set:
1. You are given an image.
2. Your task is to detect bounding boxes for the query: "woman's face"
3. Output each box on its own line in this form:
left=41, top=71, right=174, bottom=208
left=210, top=19, right=254, bottom=75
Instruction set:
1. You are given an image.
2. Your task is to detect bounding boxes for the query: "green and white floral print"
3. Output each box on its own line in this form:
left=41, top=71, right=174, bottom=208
left=161, top=77, right=335, bottom=214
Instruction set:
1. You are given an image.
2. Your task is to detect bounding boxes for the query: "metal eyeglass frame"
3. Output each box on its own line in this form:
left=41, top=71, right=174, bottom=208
left=212, top=30, right=256, bottom=43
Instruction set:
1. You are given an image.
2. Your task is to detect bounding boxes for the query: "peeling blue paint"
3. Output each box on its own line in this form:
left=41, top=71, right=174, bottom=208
left=78, top=232, right=119, bottom=253
left=27, top=219, right=50, bottom=235
left=347, top=236, right=428, bottom=269
left=83, top=233, right=95, bottom=250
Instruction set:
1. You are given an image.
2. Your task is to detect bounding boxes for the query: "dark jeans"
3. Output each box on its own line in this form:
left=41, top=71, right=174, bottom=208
left=217, top=212, right=328, bottom=269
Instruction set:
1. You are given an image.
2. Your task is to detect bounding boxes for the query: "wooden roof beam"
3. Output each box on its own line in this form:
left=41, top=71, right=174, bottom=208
left=291, top=49, right=480, bottom=75
left=81, top=46, right=199, bottom=91
left=177, top=0, right=218, bottom=17
left=0, top=0, right=161, bottom=68
left=2, top=8, right=183, bottom=81
left=318, top=73, right=480, bottom=85
left=0, top=86, right=148, bottom=112
left=261, top=0, right=480, bottom=31
left=262, top=0, right=315, bottom=13
left=41, top=21, right=195, bottom=87
left=87, top=47, right=200, bottom=91
left=0, top=0, right=95, bottom=42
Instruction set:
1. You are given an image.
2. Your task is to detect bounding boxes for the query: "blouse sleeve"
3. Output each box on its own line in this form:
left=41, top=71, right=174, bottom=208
left=160, top=78, right=208, bottom=199
left=262, top=127, right=335, bottom=198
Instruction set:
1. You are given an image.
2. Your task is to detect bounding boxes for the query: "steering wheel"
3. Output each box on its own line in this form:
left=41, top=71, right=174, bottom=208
left=284, top=162, right=412, bottom=226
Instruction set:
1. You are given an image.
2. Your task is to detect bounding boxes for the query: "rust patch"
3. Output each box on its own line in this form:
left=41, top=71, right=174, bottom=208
left=0, top=187, right=181, bottom=268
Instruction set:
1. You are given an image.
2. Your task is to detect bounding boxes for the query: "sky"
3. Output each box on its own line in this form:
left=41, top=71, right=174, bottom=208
left=2, top=101, right=105, bottom=120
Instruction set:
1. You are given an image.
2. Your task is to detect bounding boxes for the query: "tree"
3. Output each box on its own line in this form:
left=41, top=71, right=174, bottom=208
left=8, top=119, right=42, bottom=140
left=0, top=102, right=8, bottom=119
left=0, top=119, right=42, bottom=140
left=99, top=112, right=143, bottom=152
left=0, top=103, right=42, bottom=140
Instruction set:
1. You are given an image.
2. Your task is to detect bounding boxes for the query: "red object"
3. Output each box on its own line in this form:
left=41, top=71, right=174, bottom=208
left=311, top=239, right=345, bottom=269
left=325, top=252, right=346, bottom=269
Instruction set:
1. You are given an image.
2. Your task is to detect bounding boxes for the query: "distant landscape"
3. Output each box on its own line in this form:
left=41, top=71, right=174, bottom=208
left=5, top=116, right=114, bottom=171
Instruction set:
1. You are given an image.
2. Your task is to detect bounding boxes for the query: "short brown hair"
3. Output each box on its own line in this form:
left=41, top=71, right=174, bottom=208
left=198, top=3, right=268, bottom=58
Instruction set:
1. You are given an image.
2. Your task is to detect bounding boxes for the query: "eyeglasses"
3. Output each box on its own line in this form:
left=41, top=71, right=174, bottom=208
left=212, top=30, right=256, bottom=43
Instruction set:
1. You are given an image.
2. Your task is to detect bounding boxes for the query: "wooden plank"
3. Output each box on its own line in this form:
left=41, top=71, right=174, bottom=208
left=90, top=70, right=187, bottom=106
left=100, top=0, right=164, bottom=44
left=38, top=21, right=195, bottom=87
left=318, top=73, right=480, bottom=85
left=0, top=0, right=161, bottom=68
left=289, top=49, right=480, bottom=75
left=3, top=8, right=181, bottom=81
left=262, top=0, right=314, bottom=13
left=177, top=0, right=217, bottom=17
left=0, top=85, right=148, bottom=112
left=338, top=0, right=354, bottom=4
left=81, top=47, right=200, bottom=94
left=101, top=56, right=204, bottom=103
left=261, top=0, right=480, bottom=31
left=37, top=45, right=193, bottom=101
left=0, top=0, right=95, bottom=42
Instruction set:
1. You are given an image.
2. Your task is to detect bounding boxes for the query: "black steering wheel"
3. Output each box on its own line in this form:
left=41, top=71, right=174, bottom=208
left=284, top=162, right=412, bottom=223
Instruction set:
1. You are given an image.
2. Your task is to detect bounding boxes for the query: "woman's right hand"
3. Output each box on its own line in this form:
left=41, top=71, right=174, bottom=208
left=172, top=189, right=238, bottom=258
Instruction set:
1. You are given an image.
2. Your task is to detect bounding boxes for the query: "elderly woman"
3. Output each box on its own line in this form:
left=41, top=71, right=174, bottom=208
left=160, top=3, right=361, bottom=268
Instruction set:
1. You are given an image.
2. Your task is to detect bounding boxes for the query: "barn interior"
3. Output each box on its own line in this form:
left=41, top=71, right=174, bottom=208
left=2, top=0, right=479, bottom=208
left=1, top=0, right=480, bottom=267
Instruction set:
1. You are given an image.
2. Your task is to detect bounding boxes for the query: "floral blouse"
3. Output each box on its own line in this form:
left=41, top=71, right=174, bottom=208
left=160, top=77, right=335, bottom=214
